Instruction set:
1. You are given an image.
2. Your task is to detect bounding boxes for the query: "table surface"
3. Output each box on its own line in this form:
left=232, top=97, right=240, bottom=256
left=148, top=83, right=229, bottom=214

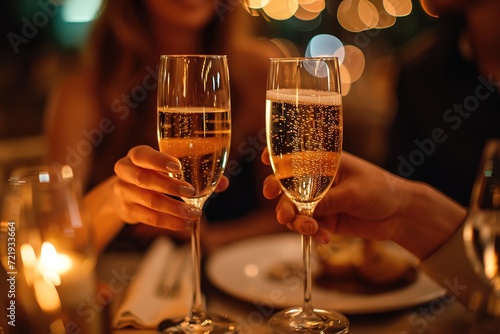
left=95, top=249, right=499, bottom=334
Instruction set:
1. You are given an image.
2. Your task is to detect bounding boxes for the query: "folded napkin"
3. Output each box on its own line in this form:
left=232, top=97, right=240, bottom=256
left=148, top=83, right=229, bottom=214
left=113, top=236, right=192, bottom=329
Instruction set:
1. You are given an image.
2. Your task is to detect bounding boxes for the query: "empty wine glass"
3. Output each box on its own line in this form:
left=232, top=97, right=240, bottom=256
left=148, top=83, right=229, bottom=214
left=157, top=55, right=237, bottom=333
left=464, top=139, right=500, bottom=294
left=265, top=57, right=349, bottom=334
left=1, top=164, right=102, bottom=333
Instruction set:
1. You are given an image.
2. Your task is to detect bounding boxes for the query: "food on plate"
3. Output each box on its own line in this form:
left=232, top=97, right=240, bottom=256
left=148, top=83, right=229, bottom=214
left=315, top=236, right=417, bottom=294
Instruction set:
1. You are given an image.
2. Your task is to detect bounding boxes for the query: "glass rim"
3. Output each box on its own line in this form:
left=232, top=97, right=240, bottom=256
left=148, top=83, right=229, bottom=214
left=159, top=54, right=227, bottom=59
left=269, top=56, right=339, bottom=62
left=8, top=164, right=75, bottom=184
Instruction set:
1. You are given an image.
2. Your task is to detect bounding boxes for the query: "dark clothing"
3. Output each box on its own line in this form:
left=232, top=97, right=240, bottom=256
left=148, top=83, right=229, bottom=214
left=385, top=19, right=500, bottom=206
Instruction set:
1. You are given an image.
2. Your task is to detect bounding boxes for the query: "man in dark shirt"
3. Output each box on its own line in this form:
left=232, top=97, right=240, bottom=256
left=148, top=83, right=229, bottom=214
left=385, top=2, right=500, bottom=206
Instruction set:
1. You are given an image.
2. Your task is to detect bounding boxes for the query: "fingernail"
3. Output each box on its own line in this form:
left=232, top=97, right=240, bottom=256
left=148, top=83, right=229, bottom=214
left=179, top=185, right=195, bottom=197
left=301, top=221, right=314, bottom=235
left=166, top=161, right=181, bottom=172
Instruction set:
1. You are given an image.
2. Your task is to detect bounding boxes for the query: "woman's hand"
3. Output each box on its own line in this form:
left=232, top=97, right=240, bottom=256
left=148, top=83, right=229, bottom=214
left=113, top=145, right=229, bottom=230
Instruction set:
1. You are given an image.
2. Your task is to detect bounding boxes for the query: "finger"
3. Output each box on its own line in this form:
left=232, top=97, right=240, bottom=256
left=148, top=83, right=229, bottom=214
left=263, top=174, right=282, bottom=199
left=261, top=147, right=271, bottom=165
left=215, top=176, right=229, bottom=192
left=114, top=180, right=201, bottom=222
left=284, top=215, right=319, bottom=235
left=275, top=197, right=296, bottom=225
left=314, top=182, right=361, bottom=216
left=127, top=145, right=183, bottom=173
left=119, top=202, right=194, bottom=230
left=115, top=157, right=195, bottom=198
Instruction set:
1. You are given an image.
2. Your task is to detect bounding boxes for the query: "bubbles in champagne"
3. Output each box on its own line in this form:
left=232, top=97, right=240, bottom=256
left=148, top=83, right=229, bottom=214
left=158, top=108, right=231, bottom=198
left=266, top=89, right=342, bottom=203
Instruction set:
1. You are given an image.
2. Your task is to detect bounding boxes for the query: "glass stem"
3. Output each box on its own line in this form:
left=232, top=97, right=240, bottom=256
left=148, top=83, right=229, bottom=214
left=301, top=208, right=314, bottom=314
left=189, top=216, right=205, bottom=318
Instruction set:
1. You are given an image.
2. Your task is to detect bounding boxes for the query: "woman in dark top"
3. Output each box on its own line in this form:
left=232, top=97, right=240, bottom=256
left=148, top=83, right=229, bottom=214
left=44, top=0, right=285, bottom=253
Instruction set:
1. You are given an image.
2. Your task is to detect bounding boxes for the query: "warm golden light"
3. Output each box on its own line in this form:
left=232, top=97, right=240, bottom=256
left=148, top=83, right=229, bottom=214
left=340, top=64, right=352, bottom=96
left=337, top=0, right=368, bottom=32
left=297, top=0, right=316, bottom=5
left=300, top=0, right=325, bottom=13
left=375, top=9, right=397, bottom=28
left=383, top=0, right=412, bottom=17
left=20, top=244, right=37, bottom=286
left=50, top=319, right=67, bottom=334
left=294, top=5, right=322, bottom=20
left=246, top=0, right=270, bottom=9
left=263, top=0, right=299, bottom=20
left=342, top=45, right=365, bottom=82
left=61, top=165, right=74, bottom=179
left=419, top=0, right=439, bottom=18
left=38, top=242, right=73, bottom=285
left=34, top=276, right=62, bottom=312
left=358, top=0, right=379, bottom=29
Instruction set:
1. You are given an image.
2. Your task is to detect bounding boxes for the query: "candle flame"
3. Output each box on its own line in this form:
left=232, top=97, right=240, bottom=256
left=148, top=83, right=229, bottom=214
left=38, top=242, right=73, bottom=286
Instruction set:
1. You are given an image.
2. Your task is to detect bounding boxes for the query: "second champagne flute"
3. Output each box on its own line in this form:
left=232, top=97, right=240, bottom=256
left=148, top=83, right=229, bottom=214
left=157, top=55, right=237, bottom=333
left=266, top=57, right=349, bottom=333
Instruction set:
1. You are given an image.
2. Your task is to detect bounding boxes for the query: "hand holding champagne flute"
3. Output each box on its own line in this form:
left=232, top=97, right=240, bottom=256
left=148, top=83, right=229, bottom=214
left=157, top=55, right=237, bottom=333
left=266, top=57, right=349, bottom=333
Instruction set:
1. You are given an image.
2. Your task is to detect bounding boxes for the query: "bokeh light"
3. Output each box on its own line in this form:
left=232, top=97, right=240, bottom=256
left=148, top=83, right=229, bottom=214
left=246, top=0, right=271, bottom=9
left=239, top=0, right=416, bottom=95
left=294, top=5, right=322, bottom=21
left=61, top=0, right=102, bottom=22
left=419, top=0, right=439, bottom=17
left=358, top=0, right=379, bottom=29
left=305, top=34, right=345, bottom=63
left=263, top=0, right=299, bottom=20
left=383, top=0, right=412, bottom=17
left=342, top=45, right=365, bottom=82
left=337, top=0, right=369, bottom=32
left=340, top=64, right=352, bottom=96
left=299, top=0, right=325, bottom=13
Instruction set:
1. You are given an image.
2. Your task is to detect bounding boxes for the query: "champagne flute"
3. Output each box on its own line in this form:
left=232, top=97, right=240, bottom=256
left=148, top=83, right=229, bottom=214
left=157, top=55, right=237, bottom=333
left=464, top=140, right=500, bottom=296
left=266, top=57, right=349, bottom=334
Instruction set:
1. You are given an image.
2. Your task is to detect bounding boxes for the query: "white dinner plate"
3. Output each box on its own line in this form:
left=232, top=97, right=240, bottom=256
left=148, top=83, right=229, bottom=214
left=205, top=233, right=446, bottom=314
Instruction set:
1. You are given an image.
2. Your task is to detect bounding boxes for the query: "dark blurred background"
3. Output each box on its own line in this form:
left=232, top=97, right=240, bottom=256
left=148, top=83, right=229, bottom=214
left=0, top=0, right=438, bottom=183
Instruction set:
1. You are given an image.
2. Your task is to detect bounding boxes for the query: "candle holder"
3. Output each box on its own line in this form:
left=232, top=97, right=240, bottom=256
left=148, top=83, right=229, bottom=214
left=1, top=164, right=104, bottom=333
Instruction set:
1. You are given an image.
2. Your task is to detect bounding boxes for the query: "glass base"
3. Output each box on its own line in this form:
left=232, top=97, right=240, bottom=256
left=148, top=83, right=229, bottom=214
left=268, top=307, right=349, bottom=334
left=158, top=313, right=239, bottom=334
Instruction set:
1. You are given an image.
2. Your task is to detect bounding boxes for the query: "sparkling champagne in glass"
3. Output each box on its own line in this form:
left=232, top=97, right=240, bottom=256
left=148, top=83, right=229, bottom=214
left=266, top=57, right=349, bottom=334
left=157, top=55, right=237, bottom=333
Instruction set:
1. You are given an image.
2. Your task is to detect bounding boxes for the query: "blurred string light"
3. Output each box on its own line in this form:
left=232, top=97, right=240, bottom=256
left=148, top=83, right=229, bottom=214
left=243, top=0, right=411, bottom=94
left=418, top=0, right=439, bottom=18
left=51, top=0, right=102, bottom=48
left=244, top=0, right=411, bottom=29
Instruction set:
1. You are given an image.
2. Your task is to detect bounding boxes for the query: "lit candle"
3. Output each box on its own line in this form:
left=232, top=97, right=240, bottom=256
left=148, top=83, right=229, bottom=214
left=36, top=242, right=96, bottom=309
